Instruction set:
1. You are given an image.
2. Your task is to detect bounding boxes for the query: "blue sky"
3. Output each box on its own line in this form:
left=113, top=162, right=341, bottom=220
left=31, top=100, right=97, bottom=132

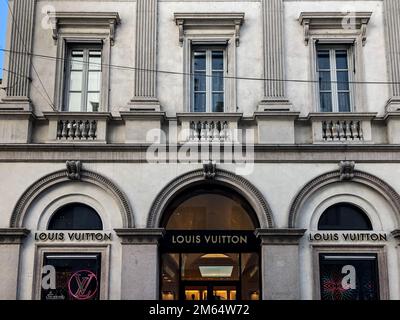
left=0, top=1, right=7, bottom=79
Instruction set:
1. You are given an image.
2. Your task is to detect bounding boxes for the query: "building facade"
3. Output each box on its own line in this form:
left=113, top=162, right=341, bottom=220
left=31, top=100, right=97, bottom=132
left=1, top=0, right=400, bottom=300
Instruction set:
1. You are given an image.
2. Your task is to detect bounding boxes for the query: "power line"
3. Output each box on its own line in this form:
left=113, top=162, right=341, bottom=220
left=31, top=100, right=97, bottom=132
left=0, top=66, right=59, bottom=110
left=4, top=0, right=57, bottom=112
left=0, top=47, right=398, bottom=86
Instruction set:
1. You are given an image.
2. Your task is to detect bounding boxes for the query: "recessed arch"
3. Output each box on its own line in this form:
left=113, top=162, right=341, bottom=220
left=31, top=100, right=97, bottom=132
left=10, top=169, right=134, bottom=228
left=147, top=169, right=274, bottom=229
left=288, top=170, right=400, bottom=228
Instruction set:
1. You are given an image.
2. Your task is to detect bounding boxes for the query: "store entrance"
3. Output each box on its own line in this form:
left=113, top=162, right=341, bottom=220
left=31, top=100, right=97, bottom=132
left=159, top=185, right=261, bottom=301
left=182, top=282, right=239, bottom=301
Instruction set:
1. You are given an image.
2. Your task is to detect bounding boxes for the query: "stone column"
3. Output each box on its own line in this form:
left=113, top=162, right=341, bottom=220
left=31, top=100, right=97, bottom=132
left=115, top=228, right=165, bottom=299
left=259, top=0, right=291, bottom=111
left=384, top=0, right=400, bottom=111
left=255, top=228, right=305, bottom=300
left=129, top=0, right=160, bottom=111
left=2, top=0, right=35, bottom=110
left=0, top=228, right=29, bottom=299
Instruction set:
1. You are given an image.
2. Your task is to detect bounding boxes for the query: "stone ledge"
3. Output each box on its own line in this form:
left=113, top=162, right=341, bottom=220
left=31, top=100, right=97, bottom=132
left=255, top=228, right=306, bottom=245
left=114, top=228, right=165, bottom=245
left=0, top=228, right=30, bottom=244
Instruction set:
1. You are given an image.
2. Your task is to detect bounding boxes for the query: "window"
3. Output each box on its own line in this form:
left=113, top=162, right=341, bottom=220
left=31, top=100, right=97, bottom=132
left=317, top=46, right=353, bottom=112
left=318, top=203, right=372, bottom=231
left=162, top=186, right=258, bottom=231
left=192, top=48, right=225, bottom=112
left=41, top=253, right=101, bottom=300
left=64, top=46, right=102, bottom=112
left=319, top=253, right=379, bottom=300
left=48, top=203, right=103, bottom=230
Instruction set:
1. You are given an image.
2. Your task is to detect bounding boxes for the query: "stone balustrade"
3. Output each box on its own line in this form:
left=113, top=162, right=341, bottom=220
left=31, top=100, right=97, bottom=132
left=322, top=120, right=363, bottom=141
left=308, top=113, right=376, bottom=144
left=177, top=113, right=242, bottom=143
left=43, top=112, right=111, bottom=143
left=57, top=119, right=97, bottom=140
left=189, top=120, right=231, bottom=142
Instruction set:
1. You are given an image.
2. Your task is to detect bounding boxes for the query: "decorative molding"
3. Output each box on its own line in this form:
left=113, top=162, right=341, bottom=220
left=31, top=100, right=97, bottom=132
left=10, top=169, right=134, bottom=228
left=288, top=169, right=400, bottom=228
left=66, top=160, right=82, bottom=180
left=339, top=161, right=355, bottom=181
left=0, top=228, right=30, bottom=244
left=48, top=12, right=121, bottom=45
left=4, top=0, right=35, bottom=107
left=299, top=12, right=372, bottom=46
left=383, top=0, right=400, bottom=104
left=391, top=229, right=400, bottom=240
left=114, top=228, right=165, bottom=245
left=174, top=13, right=245, bottom=47
left=147, top=169, right=274, bottom=229
left=203, top=161, right=216, bottom=179
left=255, top=228, right=306, bottom=245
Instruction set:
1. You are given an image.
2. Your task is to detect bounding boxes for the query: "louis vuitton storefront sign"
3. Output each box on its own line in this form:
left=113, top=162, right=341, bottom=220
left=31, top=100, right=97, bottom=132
left=34, top=232, right=112, bottom=242
left=308, top=232, right=388, bottom=242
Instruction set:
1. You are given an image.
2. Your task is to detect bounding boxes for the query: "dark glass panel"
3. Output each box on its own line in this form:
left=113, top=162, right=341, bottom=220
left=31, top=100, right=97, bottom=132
left=318, top=203, right=372, bottom=230
left=319, top=253, right=379, bottom=300
left=336, top=50, right=348, bottom=69
left=41, top=253, right=101, bottom=300
left=338, top=92, right=351, bottom=112
left=48, top=203, right=103, bottom=230
left=317, top=51, right=330, bottom=69
left=320, top=92, right=333, bottom=112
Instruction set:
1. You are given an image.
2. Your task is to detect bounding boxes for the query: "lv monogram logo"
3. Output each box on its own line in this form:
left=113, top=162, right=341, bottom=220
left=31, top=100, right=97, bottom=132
left=68, top=270, right=98, bottom=300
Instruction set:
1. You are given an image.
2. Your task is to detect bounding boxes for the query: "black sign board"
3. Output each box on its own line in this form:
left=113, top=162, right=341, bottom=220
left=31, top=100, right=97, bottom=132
left=160, top=230, right=260, bottom=252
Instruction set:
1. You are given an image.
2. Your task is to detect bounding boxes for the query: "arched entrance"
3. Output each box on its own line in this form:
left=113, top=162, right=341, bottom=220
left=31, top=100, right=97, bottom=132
left=159, top=184, right=261, bottom=301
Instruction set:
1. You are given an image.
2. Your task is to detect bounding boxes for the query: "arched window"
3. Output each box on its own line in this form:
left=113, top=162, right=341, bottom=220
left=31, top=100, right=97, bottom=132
left=162, top=185, right=258, bottom=230
left=318, top=203, right=372, bottom=231
left=48, top=203, right=103, bottom=230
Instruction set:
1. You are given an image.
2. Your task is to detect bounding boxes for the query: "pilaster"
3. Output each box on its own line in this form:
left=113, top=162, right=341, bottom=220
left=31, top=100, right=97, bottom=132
left=1, top=0, right=35, bottom=111
left=0, top=228, right=30, bottom=299
left=384, top=0, right=400, bottom=111
left=259, top=0, right=291, bottom=111
left=115, top=228, right=165, bottom=299
left=255, top=228, right=306, bottom=300
left=129, top=0, right=160, bottom=111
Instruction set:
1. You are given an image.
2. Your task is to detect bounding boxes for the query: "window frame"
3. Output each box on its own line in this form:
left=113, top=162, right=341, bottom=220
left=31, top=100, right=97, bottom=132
left=318, top=252, right=380, bottom=300
left=316, top=44, right=355, bottom=113
left=63, top=44, right=103, bottom=112
left=191, top=46, right=226, bottom=113
left=312, top=246, right=389, bottom=300
left=54, top=36, right=111, bottom=113
left=308, top=37, right=367, bottom=114
left=34, top=245, right=110, bottom=300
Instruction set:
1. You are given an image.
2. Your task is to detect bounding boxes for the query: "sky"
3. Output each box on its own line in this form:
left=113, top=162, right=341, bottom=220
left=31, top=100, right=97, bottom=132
left=0, top=1, right=7, bottom=80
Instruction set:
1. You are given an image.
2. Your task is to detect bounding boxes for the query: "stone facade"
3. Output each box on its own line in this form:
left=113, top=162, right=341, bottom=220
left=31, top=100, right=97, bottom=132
left=1, top=0, right=400, bottom=300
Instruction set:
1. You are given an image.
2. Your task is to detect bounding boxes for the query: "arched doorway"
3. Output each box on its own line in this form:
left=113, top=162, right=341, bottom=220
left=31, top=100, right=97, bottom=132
left=159, top=184, right=261, bottom=301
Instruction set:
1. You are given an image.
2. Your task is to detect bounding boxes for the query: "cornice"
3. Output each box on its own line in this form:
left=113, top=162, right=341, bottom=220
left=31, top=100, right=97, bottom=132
left=48, top=12, right=121, bottom=45
left=0, top=228, right=30, bottom=244
left=114, top=228, right=165, bottom=245
left=174, top=12, right=245, bottom=46
left=307, top=112, right=378, bottom=121
left=255, top=228, right=306, bottom=245
left=43, top=112, right=112, bottom=121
